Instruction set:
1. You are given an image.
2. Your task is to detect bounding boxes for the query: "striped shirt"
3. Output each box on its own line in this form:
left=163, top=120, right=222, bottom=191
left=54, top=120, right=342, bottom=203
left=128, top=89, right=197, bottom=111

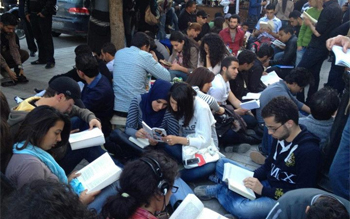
left=192, top=86, right=221, bottom=113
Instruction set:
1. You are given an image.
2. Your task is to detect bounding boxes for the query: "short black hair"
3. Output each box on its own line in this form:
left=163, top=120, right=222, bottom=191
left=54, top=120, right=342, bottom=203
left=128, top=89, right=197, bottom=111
left=237, top=49, right=256, bottom=65
left=0, top=13, right=18, bottom=26
left=229, top=14, right=241, bottom=24
left=186, top=0, right=196, bottom=8
left=279, top=25, right=294, bottom=35
left=101, top=42, right=116, bottom=57
left=285, top=67, right=313, bottom=88
left=262, top=96, right=299, bottom=125
left=257, top=43, right=274, bottom=58
left=221, top=56, right=239, bottom=73
left=74, top=44, right=92, bottom=56
left=309, top=87, right=340, bottom=120
left=306, top=196, right=349, bottom=219
left=266, top=4, right=276, bottom=10
left=242, top=22, right=249, bottom=27
left=75, top=53, right=99, bottom=78
left=289, top=10, right=302, bottom=19
left=131, top=32, right=150, bottom=48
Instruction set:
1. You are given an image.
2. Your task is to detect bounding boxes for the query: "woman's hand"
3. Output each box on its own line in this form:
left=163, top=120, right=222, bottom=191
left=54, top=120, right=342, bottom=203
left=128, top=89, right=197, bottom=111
left=243, top=177, right=263, bottom=195
left=162, top=135, right=186, bottom=145
left=68, top=171, right=81, bottom=182
left=136, top=128, right=148, bottom=139
left=206, top=54, right=212, bottom=68
left=148, top=138, right=158, bottom=146
left=79, top=189, right=101, bottom=205
left=170, top=63, right=181, bottom=71
left=234, top=108, right=249, bottom=116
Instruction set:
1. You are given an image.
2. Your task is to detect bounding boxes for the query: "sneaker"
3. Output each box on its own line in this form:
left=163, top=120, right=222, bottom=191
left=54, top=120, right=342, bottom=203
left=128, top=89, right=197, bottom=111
left=45, top=62, right=55, bottom=69
left=31, top=60, right=46, bottom=65
left=224, top=143, right=251, bottom=153
left=1, top=80, right=17, bottom=87
left=194, top=185, right=219, bottom=201
left=250, top=151, right=266, bottom=165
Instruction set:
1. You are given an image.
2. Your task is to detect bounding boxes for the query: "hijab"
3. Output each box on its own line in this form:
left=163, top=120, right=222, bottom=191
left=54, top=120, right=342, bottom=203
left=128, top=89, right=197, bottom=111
left=140, top=79, right=172, bottom=127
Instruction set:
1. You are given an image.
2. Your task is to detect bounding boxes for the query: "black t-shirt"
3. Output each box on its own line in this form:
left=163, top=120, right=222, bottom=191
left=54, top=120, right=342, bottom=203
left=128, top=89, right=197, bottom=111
left=195, top=23, right=211, bottom=41
left=178, top=9, right=196, bottom=31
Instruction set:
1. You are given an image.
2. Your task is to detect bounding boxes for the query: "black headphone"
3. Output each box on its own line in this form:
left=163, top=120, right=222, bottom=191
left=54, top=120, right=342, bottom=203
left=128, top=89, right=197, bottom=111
left=140, top=157, right=170, bottom=196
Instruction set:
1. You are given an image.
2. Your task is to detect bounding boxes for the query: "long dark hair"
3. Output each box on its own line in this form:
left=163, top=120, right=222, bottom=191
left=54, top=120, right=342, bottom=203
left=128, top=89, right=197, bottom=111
left=200, top=33, right=229, bottom=68
left=186, top=67, right=215, bottom=92
left=170, top=31, right=198, bottom=68
left=101, top=151, right=178, bottom=219
left=14, top=106, right=71, bottom=150
left=168, top=83, right=196, bottom=127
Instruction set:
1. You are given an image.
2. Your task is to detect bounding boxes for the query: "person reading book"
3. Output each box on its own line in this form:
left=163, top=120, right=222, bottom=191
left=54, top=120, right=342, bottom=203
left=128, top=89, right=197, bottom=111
left=160, top=83, right=219, bottom=182
left=5, top=106, right=119, bottom=213
left=101, top=151, right=178, bottom=219
left=194, top=96, right=321, bottom=219
left=107, top=79, right=179, bottom=159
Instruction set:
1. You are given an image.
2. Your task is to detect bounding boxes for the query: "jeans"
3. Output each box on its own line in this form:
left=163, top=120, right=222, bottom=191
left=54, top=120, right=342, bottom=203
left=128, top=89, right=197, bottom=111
left=273, top=51, right=284, bottom=61
left=297, top=46, right=328, bottom=103
left=260, top=126, right=273, bottom=156
left=329, top=116, right=350, bottom=200
left=169, top=69, right=188, bottom=81
left=29, top=13, right=54, bottom=63
left=166, top=7, right=179, bottom=31
left=325, top=53, right=345, bottom=95
left=241, top=114, right=257, bottom=129
left=160, top=143, right=216, bottom=182
left=21, top=17, right=37, bottom=53
left=219, top=129, right=241, bottom=146
left=295, top=47, right=305, bottom=67
left=157, top=13, right=167, bottom=40
left=88, top=180, right=119, bottom=213
left=215, top=158, right=277, bottom=219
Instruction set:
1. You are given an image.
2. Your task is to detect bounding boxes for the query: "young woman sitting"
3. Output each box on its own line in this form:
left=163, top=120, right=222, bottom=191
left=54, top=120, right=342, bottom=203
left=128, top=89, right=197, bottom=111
left=5, top=106, right=118, bottom=213
left=198, top=33, right=230, bottom=75
left=161, top=83, right=220, bottom=182
left=107, top=79, right=179, bottom=159
left=167, top=31, right=199, bottom=81
left=101, top=151, right=178, bottom=219
left=185, top=22, right=202, bottom=40
left=186, top=67, right=225, bottom=115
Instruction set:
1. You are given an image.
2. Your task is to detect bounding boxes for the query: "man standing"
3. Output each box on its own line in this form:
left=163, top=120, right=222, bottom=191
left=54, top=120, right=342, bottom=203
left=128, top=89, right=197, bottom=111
left=219, top=14, right=245, bottom=56
left=297, top=0, right=342, bottom=103
left=0, top=13, right=29, bottom=86
left=195, top=96, right=321, bottom=219
left=178, top=1, right=196, bottom=31
left=25, top=0, right=56, bottom=69
left=113, top=32, right=171, bottom=117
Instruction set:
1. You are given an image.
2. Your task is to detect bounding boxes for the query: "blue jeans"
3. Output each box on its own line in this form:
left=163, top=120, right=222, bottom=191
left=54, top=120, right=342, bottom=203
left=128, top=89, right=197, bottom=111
left=219, top=129, right=241, bottom=146
left=166, top=7, right=179, bottom=31
left=241, top=114, right=257, bottom=129
left=215, top=158, right=277, bottom=219
left=169, top=70, right=188, bottom=81
left=261, top=126, right=273, bottom=156
left=295, top=47, right=305, bottom=67
left=273, top=51, right=284, bottom=61
left=88, top=180, right=119, bottom=213
left=157, top=13, right=167, bottom=40
left=329, top=116, right=350, bottom=200
left=160, top=143, right=216, bottom=182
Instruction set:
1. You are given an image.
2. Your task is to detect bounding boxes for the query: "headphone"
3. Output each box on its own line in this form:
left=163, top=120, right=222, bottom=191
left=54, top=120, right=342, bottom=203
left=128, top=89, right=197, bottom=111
left=140, top=157, right=170, bottom=196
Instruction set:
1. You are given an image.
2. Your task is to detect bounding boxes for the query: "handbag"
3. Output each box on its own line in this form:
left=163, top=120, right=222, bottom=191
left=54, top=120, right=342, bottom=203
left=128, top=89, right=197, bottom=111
left=182, top=136, right=223, bottom=169
left=214, top=105, right=247, bottom=137
left=145, top=6, right=159, bottom=25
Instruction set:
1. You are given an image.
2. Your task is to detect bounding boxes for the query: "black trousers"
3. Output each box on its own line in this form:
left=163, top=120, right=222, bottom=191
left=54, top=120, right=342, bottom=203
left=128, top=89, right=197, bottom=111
left=29, top=13, right=54, bottom=63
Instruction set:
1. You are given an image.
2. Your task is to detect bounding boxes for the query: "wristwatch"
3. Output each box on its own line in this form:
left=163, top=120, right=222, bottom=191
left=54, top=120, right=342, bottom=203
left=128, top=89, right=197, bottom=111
left=18, top=64, right=23, bottom=69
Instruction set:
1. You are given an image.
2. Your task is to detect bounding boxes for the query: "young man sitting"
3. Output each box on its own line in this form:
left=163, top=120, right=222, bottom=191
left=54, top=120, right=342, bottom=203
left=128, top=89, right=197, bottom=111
left=194, top=96, right=321, bottom=219
left=100, top=42, right=116, bottom=74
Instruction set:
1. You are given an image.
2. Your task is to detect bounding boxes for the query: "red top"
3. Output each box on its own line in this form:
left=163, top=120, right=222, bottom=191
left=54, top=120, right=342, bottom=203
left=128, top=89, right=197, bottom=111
left=130, top=208, right=158, bottom=219
left=219, top=27, right=245, bottom=56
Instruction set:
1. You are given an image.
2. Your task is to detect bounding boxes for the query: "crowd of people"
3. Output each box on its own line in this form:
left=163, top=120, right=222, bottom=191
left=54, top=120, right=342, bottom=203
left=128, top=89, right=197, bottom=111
left=1, top=0, right=350, bottom=218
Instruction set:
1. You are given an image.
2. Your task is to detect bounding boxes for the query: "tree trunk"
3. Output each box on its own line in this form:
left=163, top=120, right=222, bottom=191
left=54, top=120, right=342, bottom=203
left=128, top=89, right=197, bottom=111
left=109, top=0, right=125, bottom=51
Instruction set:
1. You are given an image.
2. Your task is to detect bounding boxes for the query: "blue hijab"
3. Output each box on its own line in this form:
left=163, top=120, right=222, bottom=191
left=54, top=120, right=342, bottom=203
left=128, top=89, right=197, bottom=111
left=140, top=79, right=172, bottom=127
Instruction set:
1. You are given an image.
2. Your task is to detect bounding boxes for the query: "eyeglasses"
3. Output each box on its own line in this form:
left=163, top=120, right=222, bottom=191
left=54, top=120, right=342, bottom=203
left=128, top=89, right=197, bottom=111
left=266, top=123, right=285, bottom=133
left=171, top=186, right=179, bottom=193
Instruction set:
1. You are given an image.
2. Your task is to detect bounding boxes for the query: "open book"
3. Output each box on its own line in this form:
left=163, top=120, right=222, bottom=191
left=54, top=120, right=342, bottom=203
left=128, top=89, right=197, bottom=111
left=160, top=59, right=172, bottom=67
left=222, top=163, right=256, bottom=200
left=69, top=128, right=105, bottom=150
left=261, top=71, right=282, bottom=86
left=170, top=194, right=227, bottom=219
left=259, top=21, right=274, bottom=31
left=76, top=152, right=122, bottom=194
left=240, top=100, right=260, bottom=110
left=332, top=45, right=350, bottom=68
left=272, top=39, right=286, bottom=48
left=142, top=121, right=167, bottom=142
left=301, top=11, right=317, bottom=24
left=242, top=92, right=261, bottom=100
left=129, top=136, right=149, bottom=148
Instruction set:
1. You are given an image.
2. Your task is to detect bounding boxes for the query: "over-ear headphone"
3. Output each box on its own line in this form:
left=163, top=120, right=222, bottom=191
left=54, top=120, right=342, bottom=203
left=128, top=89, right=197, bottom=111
left=140, top=157, right=170, bottom=196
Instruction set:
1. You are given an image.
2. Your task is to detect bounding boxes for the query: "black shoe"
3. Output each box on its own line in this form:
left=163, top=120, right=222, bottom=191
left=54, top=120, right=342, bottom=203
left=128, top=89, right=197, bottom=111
left=34, top=88, right=43, bottom=93
left=1, top=80, right=17, bottom=87
left=239, top=133, right=261, bottom=145
left=30, top=51, right=36, bottom=57
left=45, top=62, right=55, bottom=69
left=31, top=60, right=46, bottom=65
left=17, top=75, right=29, bottom=83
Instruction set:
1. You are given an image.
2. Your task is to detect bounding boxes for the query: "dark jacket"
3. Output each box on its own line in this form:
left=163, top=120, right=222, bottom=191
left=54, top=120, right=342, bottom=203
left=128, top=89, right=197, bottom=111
left=269, top=35, right=297, bottom=66
left=247, top=58, right=266, bottom=93
left=254, top=125, right=321, bottom=200
left=178, top=9, right=196, bottom=31
left=308, top=0, right=342, bottom=49
left=24, top=0, right=56, bottom=16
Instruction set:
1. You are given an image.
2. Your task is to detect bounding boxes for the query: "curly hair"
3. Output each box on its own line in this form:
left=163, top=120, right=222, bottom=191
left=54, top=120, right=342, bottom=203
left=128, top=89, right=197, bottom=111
left=199, top=33, right=229, bottom=68
left=1, top=179, right=98, bottom=219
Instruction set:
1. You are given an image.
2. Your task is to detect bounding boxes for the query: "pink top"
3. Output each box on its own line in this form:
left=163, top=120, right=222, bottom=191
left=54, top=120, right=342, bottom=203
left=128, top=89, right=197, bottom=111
left=130, top=208, right=158, bottom=219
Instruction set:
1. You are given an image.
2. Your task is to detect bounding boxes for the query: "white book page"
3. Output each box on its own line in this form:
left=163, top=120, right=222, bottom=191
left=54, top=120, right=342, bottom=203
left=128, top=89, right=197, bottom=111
left=223, top=163, right=256, bottom=200
left=170, top=194, right=203, bottom=219
left=199, top=208, right=228, bottom=219
left=242, top=92, right=261, bottom=100
left=129, top=136, right=149, bottom=148
left=261, top=71, right=282, bottom=86
left=142, top=121, right=154, bottom=139
left=77, top=153, right=121, bottom=193
left=332, top=46, right=350, bottom=68
left=240, top=100, right=260, bottom=110
left=69, top=128, right=103, bottom=143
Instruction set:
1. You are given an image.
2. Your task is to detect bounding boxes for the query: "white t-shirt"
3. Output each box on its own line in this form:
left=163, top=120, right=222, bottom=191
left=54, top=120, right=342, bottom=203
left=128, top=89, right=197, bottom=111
left=106, top=59, right=114, bottom=73
left=208, top=74, right=230, bottom=105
